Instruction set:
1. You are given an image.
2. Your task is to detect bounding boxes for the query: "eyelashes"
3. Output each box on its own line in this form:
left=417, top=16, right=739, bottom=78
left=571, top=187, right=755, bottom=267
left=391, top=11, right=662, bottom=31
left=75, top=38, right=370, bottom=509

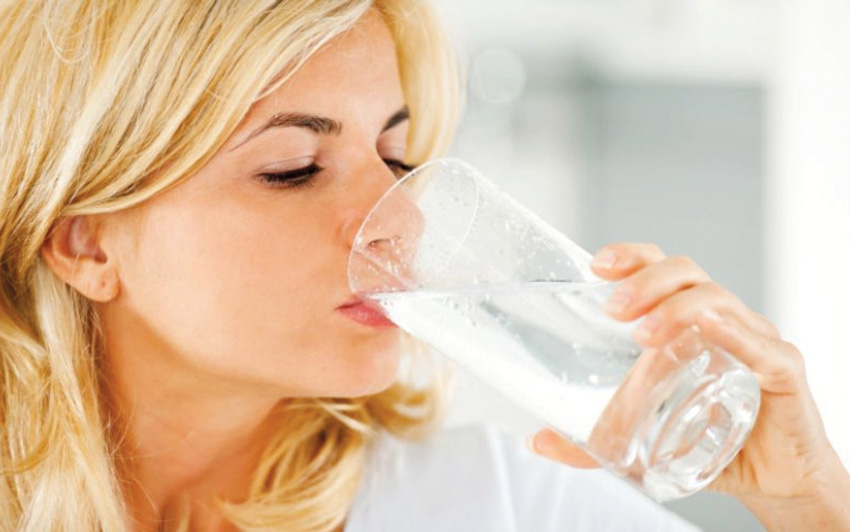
left=258, top=159, right=416, bottom=190
left=258, top=163, right=321, bottom=189
left=386, top=158, right=417, bottom=176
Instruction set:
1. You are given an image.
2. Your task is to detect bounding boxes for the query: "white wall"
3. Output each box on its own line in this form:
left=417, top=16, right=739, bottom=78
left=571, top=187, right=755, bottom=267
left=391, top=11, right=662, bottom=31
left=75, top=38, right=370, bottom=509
left=767, top=0, right=850, bottom=469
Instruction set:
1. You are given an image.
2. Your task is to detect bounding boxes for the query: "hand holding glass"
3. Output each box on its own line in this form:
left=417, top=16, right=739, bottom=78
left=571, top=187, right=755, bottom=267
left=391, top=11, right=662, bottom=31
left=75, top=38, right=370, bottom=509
left=347, top=158, right=760, bottom=501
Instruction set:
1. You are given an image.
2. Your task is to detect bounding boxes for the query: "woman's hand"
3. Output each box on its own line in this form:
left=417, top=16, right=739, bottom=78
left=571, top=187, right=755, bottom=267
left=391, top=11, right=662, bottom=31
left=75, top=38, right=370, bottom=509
left=526, top=242, right=850, bottom=531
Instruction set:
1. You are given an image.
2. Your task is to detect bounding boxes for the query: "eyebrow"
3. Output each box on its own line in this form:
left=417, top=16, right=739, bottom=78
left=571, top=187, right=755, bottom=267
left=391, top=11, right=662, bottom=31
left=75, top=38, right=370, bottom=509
left=231, top=105, right=410, bottom=151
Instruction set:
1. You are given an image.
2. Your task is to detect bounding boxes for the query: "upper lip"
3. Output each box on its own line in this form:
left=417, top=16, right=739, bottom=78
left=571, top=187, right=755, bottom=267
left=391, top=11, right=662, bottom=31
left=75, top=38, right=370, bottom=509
left=338, top=296, right=365, bottom=309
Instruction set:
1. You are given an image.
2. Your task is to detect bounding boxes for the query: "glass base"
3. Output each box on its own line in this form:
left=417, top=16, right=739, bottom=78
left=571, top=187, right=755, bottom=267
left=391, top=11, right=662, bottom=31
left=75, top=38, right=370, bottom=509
left=629, top=348, right=760, bottom=501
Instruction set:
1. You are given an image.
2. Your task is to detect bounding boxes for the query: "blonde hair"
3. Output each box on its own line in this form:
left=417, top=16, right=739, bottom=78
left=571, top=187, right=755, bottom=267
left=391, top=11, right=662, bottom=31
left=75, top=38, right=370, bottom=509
left=0, top=0, right=462, bottom=530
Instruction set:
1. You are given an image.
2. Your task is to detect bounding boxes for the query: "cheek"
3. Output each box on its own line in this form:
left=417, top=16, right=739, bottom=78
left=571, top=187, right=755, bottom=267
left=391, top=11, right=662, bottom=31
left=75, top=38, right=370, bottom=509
left=122, top=191, right=340, bottom=377
left=116, top=180, right=403, bottom=397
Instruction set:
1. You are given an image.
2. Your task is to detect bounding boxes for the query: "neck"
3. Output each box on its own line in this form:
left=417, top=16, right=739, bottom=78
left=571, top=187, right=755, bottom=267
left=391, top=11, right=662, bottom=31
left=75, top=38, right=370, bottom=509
left=99, top=315, right=285, bottom=530
left=108, top=366, right=284, bottom=531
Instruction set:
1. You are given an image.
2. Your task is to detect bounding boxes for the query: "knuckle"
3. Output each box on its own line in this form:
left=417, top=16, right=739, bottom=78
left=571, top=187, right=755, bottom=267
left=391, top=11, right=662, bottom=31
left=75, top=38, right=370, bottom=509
left=760, top=316, right=781, bottom=338
left=643, top=242, right=665, bottom=257
left=771, top=340, right=807, bottom=384
left=668, top=254, right=701, bottom=274
left=700, top=281, right=733, bottom=302
left=779, top=340, right=805, bottom=365
left=647, top=303, right=681, bottom=330
left=668, top=255, right=713, bottom=283
left=757, top=335, right=775, bottom=356
left=762, top=317, right=782, bottom=338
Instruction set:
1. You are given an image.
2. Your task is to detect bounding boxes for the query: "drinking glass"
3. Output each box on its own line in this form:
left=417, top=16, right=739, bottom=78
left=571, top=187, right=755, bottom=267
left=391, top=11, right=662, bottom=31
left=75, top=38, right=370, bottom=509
left=347, top=157, right=760, bottom=501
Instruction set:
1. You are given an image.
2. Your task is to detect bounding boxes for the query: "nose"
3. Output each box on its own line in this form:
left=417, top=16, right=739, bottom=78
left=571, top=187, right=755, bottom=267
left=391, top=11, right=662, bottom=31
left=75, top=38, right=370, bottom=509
left=343, top=160, right=425, bottom=294
left=342, top=160, right=423, bottom=250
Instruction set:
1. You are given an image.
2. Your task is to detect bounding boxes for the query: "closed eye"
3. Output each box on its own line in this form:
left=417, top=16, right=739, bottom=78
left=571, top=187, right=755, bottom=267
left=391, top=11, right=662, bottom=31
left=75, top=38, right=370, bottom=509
left=384, top=158, right=416, bottom=179
left=258, top=158, right=417, bottom=189
left=258, top=163, right=321, bottom=190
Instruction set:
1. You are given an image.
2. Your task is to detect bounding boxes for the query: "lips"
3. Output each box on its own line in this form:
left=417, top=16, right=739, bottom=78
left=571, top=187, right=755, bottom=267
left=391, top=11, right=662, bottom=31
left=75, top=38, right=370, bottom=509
left=337, top=297, right=397, bottom=328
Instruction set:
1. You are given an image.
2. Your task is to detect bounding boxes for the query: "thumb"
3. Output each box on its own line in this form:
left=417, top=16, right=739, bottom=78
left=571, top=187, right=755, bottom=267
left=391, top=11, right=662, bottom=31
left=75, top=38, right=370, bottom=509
left=528, top=428, right=600, bottom=469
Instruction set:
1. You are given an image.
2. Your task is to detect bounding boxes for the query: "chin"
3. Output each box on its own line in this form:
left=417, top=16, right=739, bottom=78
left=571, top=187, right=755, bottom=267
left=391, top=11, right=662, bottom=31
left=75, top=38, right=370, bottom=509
left=334, top=346, right=402, bottom=398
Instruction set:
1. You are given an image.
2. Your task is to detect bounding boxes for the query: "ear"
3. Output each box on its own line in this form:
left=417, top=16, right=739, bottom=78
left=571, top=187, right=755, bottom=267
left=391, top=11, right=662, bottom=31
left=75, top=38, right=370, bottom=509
left=40, top=216, right=120, bottom=302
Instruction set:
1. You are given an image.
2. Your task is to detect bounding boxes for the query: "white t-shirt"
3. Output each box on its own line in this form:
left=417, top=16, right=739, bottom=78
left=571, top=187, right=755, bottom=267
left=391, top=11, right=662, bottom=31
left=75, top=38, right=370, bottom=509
left=344, top=424, right=701, bottom=532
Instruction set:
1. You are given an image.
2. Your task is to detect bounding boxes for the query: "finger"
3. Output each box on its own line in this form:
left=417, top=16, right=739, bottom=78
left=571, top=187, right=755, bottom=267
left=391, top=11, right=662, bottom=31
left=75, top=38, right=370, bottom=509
left=630, top=282, right=781, bottom=347
left=695, top=309, right=805, bottom=394
left=747, top=310, right=782, bottom=341
left=590, top=242, right=666, bottom=280
left=603, top=255, right=711, bottom=323
left=528, top=428, right=600, bottom=469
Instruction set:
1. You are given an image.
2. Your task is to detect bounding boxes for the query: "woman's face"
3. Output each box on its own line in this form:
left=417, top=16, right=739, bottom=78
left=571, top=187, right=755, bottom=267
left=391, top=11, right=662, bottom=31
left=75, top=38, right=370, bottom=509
left=100, top=11, right=410, bottom=398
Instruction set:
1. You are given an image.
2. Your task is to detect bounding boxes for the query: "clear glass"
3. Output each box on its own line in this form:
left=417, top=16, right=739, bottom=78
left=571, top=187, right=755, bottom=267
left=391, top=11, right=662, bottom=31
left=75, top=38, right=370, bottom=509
left=348, top=158, right=760, bottom=501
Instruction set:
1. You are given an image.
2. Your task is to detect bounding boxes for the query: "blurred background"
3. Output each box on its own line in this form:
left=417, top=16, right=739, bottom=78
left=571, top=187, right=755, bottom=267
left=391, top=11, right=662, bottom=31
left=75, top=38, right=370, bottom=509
left=428, top=0, right=850, bottom=530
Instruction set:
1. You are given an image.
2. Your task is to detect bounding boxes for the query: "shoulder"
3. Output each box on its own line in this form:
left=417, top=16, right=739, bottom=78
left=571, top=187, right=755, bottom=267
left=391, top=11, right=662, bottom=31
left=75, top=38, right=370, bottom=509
left=345, top=423, right=700, bottom=532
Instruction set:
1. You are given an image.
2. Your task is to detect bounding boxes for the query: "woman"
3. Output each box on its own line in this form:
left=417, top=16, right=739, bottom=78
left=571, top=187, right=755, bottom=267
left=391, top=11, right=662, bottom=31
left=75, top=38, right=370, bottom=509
left=0, top=0, right=847, bottom=530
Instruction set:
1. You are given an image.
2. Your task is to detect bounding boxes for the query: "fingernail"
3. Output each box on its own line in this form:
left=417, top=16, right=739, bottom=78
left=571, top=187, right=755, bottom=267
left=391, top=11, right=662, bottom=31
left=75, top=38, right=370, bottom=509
left=634, top=313, right=660, bottom=341
left=605, top=286, right=632, bottom=314
left=525, top=434, right=538, bottom=454
left=700, top=308, right=722, bottom=322
left=592, top=250, right=618, bottom=270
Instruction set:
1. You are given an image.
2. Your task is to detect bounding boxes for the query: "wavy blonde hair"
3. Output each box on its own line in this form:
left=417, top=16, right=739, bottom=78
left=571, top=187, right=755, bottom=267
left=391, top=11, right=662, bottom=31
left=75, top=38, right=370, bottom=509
left=0, top=0, right=462, bottom=530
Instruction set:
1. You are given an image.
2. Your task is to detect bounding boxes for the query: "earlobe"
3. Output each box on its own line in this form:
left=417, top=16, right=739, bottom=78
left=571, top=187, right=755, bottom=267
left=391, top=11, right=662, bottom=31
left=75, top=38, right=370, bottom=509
left=40, top=216, right=120, bottom=302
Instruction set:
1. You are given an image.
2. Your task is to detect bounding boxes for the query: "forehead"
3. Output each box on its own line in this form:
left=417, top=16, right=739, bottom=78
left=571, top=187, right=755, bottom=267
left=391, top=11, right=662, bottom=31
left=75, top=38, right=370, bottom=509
left=244, top=10, right=402, bottom=124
